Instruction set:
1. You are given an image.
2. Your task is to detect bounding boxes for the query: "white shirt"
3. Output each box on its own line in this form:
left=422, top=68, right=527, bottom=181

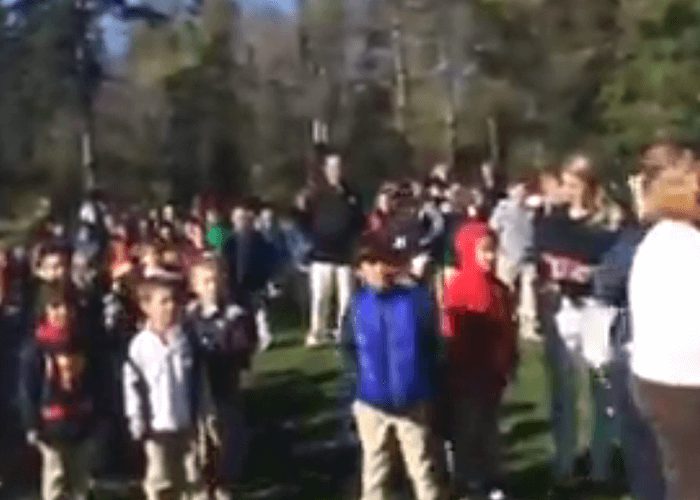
left=630, top=220, right=700, bottom=386
left=124, top=327, right=194, bottom=434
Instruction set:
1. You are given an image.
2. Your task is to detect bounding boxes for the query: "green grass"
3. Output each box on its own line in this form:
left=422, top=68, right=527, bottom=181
left=240, top=329, right=630, bottom=499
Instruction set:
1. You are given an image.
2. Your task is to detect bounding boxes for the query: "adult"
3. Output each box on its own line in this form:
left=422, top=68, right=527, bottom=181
left=629, top=142, right=700, bottom=500
left=535, top=154, right=618, bottom=491
left=594, top=153, right=667, bottom=500
left=304, top=152, right=364, bottom=347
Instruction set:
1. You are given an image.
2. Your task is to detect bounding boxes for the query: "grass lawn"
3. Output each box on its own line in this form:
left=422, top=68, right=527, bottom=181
left=240, top=327, right=631, bottom=500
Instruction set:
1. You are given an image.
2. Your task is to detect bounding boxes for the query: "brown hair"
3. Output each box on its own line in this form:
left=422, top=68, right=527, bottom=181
left=136, top=276, right=178, bottom=305
left=640, top=141, right=700, bottom=222
left=561, top=154, right=603, bottom=211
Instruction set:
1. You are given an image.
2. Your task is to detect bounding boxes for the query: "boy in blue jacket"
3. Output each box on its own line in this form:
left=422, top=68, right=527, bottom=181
left=341, top=239, right=445, bottom=500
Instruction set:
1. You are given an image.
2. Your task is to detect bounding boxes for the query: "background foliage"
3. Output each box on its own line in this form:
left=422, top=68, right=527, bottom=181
left=1, top=0, right=699, bottom=212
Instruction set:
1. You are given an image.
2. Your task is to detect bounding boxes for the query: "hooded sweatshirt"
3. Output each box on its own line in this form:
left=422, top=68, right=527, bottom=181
left=443, top=222, right=517, bottom=400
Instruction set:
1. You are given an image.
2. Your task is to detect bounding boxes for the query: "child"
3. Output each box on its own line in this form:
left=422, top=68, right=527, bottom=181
left=443, top=222, right=517, bottom=499
left=30, top=244, right=71, bottom=324
left=341, top=239, right=445, bottom=500
left=19, top=286, right=104, bottom=500
left=185, top=257, right=257, bottom=498
left=123, top=277, right=216, bottom=500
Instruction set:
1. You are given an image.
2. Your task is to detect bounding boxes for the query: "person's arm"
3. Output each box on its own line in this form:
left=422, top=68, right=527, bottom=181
left=489, top=202, right=505, bottom=233
left=123, top=344, right=147, bottom=441
left=18, top=341, right=41, bottom=437
left=339, top=306, right=358, bottom=377
left=593, top=234, right=633, bottom=307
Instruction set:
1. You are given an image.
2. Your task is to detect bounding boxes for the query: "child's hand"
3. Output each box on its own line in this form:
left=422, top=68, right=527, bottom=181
left=205, top=415, right=221, bottom=448
left=128, top=420, right=146, bottom=442
left=26, top=430, right=39, bottom=446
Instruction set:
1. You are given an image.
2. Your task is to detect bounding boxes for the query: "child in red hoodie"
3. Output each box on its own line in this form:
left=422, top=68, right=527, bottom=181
left=443, top=221, right=517, bottom=498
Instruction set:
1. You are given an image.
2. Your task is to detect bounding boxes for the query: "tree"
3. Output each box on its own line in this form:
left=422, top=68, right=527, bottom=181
left=599, top=0, right=700, bottom=162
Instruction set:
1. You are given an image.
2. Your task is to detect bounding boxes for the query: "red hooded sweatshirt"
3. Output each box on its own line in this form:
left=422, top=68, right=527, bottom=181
left=443, top=221, right=517, bottom=401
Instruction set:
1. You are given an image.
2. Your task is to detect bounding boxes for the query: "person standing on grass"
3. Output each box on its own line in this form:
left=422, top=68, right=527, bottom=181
left=223, top=202, right=276, bottom=352
left=629, top=143, right=700, bottom=500
left=19, top=286, right=106, bottom=500
left=489, top=177, right=538, bottom=341
left=304, top=152, right=364, bottom=347
left=443, top=221, right=517, bottom=499
left=341, top=239, right=445, bottom=500
left=535, top=154, right=618, bottom=493
left=123, top=277, right=217, bottom=500
left=185, top=257, right=258, bottom=499
left=594, top=155, right=666, bottom=500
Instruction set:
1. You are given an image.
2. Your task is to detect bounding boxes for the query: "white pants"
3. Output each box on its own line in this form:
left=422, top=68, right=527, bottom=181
left=309, top=261, right=353, bottom=340
left=256, top=304, right=272, bottom=349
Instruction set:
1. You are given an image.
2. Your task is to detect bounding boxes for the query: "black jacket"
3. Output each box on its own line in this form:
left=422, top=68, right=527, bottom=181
left=306, top=184, right=364, bottom=264
left=184, top=303, right=258, bottom=403
left=19, top=340, right=106, bottom=444
left=223, top=230, right=275, bottom=303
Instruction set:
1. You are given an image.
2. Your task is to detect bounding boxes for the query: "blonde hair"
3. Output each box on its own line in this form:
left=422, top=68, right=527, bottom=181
left=641, top=142, right=700, bottom=222
left=561, top=153, right=605, bottom=215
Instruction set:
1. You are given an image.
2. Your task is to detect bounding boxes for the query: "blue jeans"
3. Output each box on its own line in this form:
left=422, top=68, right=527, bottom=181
left=540, top=292, right=616, bottom=481
left=609, top=357, right=665, bottom=500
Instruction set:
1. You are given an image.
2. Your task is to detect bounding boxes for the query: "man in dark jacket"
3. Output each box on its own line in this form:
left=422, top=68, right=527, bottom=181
left=305, top=153, right=364, bottom=347
left=341, top=240, right=444, bottom=500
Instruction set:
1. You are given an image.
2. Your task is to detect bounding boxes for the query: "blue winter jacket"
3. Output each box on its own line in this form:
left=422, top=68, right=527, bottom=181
left=341, top=284, right=439, bottom=412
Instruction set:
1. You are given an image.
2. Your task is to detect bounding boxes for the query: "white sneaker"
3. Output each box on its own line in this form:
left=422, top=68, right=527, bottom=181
left=489, top=488, right=506, bottom=500
left=258, top=335, right=273, bottom=352
left=305, top=335, right=323, bottom=348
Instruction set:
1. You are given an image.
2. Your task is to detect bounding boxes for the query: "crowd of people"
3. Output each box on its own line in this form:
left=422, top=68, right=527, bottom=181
left=0, top=143, right=696, bottom=500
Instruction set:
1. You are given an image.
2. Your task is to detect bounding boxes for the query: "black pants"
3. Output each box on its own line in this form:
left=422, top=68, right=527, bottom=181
left=633, top=377, right=700, bottom=500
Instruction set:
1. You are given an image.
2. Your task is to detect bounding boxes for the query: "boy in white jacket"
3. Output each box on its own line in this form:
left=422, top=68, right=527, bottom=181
left=123, top=277, right=216, bottom=500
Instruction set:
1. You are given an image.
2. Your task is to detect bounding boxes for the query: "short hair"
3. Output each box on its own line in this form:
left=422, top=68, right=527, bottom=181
left=189, top=255, right=220, bottom=277
left=137, top=276, right=178, bottom=305
left=38, top=243, right=69, bottom=263
left=354, top=236, right=403, bottom=268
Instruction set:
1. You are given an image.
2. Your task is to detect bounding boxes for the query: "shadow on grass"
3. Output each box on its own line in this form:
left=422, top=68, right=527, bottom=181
left=241, top=364, right=354, bottom=500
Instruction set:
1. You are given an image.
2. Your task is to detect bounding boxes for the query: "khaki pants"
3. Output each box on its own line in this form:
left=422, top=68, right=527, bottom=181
left=353, top=400, right=444, bottom=500
left=308, top=262, right=353, bottom=341
left=38, top=439, right=93, bottom=500
left=143, top=432, right=206, bottom=500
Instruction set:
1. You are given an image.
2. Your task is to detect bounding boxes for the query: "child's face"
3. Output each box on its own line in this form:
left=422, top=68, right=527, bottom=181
left=161, top=249, right=179, bottom=266
left=359, top=260, right=394, bottom=291
left=46, top=302, right=70, bottom=327
left=40, top=254, right=67, bottom=283
left=142, top=287, right=178, bottom=332
left=141, top=246, right=160, bottom=268
left=191, top=266, right=219, bottom=305
left=475, top=235, right=497, bottom=273
left=232, top=208, right=254, bottom=232
left=55, top=353, right=85, bottom=391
